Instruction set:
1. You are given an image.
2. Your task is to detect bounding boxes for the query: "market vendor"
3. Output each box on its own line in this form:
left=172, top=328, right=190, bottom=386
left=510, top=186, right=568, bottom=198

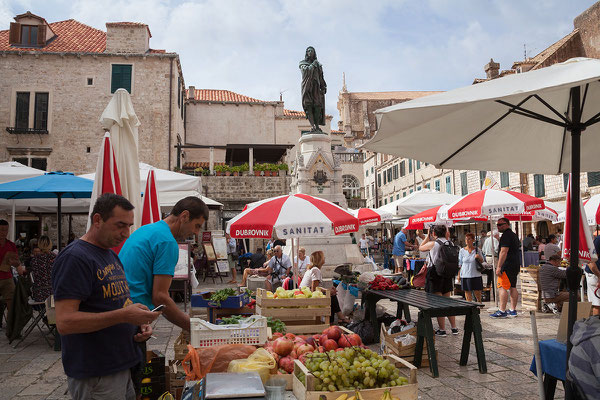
left=540, top=254, right=568, bottom=312
left=393, top=227, right=415, bottom=276
left=265, top=245, right=291, bottom=291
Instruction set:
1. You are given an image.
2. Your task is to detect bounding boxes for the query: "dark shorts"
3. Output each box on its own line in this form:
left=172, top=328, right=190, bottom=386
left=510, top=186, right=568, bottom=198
left=500, top=269, right=518, bottom=289
left=461, top=277, right=484, bottom=292
left=425, top=268, right=454, bottom=294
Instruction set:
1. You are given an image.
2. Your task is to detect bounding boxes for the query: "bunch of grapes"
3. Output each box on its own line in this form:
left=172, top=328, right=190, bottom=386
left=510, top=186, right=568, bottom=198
left=302, top=348, right=408, bottom=392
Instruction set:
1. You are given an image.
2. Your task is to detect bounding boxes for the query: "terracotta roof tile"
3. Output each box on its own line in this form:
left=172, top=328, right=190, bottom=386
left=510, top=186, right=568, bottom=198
left=189, top=89, right=265, bottom=103
left=530, top=29, right=579, bottom=70
left=283, top=109, right=305, bottom=117
left=106, top=22, right=151, bottom=38
left=0, top=19, right=106, bottom=53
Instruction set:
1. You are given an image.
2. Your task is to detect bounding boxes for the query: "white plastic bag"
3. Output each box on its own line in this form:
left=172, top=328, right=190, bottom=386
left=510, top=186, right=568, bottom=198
left=190, top=265, right=199, bottom=289
left=359, top=272, right=376, bottom=285
left=336, top=284, right=347, bottom=313
left=342, top=286, right=355, bottom=315
left=394, top=334, right=416, bottom=346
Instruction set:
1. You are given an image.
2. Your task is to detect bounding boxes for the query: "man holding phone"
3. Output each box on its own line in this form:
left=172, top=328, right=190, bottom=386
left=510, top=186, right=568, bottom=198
left=52, top=194, right=161, bottom=400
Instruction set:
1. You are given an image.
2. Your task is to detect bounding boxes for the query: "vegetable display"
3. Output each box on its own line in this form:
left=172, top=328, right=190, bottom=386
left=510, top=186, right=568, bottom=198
left=209, top=288, right=237, bottom=307
left=219, top=315, right=286, bottom=334
left=368, top=275, right=400, bottom=290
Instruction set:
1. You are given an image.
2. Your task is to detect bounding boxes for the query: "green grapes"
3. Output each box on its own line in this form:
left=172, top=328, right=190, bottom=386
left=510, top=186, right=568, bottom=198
left=302, top=348, right=407, bottom=392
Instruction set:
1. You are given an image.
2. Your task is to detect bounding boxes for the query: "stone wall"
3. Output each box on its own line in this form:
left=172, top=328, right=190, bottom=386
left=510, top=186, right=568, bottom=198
left=574, top=1, right=600, bottom=59
left=202, top=174, right=292, bottom=214
left=0, top=52, right=184, bottom=173
left=106, top=25, right=150, bottom=53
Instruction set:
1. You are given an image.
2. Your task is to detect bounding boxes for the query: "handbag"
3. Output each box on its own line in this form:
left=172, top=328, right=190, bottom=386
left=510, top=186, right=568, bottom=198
left=474, top=249, right=491, bottom=271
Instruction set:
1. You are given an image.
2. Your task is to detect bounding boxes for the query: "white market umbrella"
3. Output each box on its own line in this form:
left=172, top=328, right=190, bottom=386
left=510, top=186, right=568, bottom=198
left=226, top=194, right=359, bottom=287
left=99, top=88, right=142, bottom=230
left=349, top=208, right=394, bottom=225
left=557, top=193, right=600, bottom=226
left=364, top=57, right=600, bottom=377
left=0, top=161, right=45, bottom=241
left=379, top=189, right=460, bottom=218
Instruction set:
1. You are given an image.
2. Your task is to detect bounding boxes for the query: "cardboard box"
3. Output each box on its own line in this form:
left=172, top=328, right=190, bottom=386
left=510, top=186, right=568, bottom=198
left=557, top=301, right=593, bottom=343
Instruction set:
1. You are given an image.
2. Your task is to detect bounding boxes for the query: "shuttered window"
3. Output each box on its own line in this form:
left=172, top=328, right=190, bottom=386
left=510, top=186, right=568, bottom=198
left=534, top=174, right=545, bottom=197
left=460, top=172, right=468, bottom=195
left=15, top=92, right=29, bottom=130
left=111, top=64, right=132, bottom=93
left=446, top=176, right=452, bottom=194
left=500, top=172, right=509, bottom=188
left=400, top=161, right=406, bottom=177
left=588, top=172, right=600, bottom=187
left=563, top=174, right=569, bottom=191
left=479, top=171, right=487, bottom=189
left=34, top=92, right=49, bottom=130
left=408, top=160, right=412, bottom=173
left=435, top=179, right=440, bottom=191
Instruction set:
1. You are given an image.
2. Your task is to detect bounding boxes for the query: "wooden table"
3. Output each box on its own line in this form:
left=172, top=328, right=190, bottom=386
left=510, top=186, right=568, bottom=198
left=363, top=289, right=487, bottom=378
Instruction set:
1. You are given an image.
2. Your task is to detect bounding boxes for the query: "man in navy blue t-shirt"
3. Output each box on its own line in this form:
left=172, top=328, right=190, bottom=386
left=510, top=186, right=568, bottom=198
left=52, top=194, right=161, bottom=400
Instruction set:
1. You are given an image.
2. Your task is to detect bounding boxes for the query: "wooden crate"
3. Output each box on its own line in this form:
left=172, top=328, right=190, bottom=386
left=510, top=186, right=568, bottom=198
left=292, top=354, right=418, bottom=400
left=256, top=288, right=331, bottom=335
left=380, top=324, right=431, bottom=368
left=520, top=267, right=541, bottom=311
left=173, top=331, right=190, bottom=361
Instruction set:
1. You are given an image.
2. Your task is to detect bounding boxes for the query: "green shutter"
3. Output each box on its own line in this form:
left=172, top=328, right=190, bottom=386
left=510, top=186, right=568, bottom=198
left=111, top=64, right=132, bottom=93
left=588, top=172, right=600, bottom=187
left=534, top=174, right=545, bottom=197
left=501, top=172, right=509, bottom=188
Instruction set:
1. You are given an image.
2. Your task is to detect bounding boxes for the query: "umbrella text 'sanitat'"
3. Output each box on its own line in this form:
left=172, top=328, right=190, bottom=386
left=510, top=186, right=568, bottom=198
left=281, top=226, right=326, bottom=236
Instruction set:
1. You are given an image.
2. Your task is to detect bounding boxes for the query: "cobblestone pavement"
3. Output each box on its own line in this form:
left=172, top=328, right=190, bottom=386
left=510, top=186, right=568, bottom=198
left=0, top=281, right=566, bottom=400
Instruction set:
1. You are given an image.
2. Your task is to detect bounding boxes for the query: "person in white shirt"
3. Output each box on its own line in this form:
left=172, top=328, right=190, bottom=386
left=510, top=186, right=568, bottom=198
left=415, top=230, right=430, bottom=259
left=359, top=234, right=369, bottom=256
left=265, top=245, right=292, bottom=291
left=295, top=247, right=309, bottom=278
left=300, top=250, right=324, bottom=291
left=544, top=234, right=561, bottom=260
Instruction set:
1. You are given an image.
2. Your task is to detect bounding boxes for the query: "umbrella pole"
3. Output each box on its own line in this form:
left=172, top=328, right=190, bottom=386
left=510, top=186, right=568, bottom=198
left=10, top=200, right=16, bottom=242
left=57, top=193, right=63, bottom=251
left=566, top=87, right=583, bottom=400
left=530, top=310, right=545, bottom=400
left=520, top=219, right=525, bottom=269
left=491, top=217, right=499, bottom=309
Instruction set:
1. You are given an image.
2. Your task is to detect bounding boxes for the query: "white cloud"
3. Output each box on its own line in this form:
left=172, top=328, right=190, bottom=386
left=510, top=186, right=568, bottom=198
left=2, top=0, right=598, bottom=126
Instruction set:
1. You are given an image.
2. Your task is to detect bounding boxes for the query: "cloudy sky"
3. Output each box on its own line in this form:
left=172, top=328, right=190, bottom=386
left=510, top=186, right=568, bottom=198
left=1, top=0, right=597, bottom=126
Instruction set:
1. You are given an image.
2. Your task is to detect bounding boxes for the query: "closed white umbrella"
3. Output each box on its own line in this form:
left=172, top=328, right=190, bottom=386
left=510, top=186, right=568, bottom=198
left=99, top=88, right=142, bottom=230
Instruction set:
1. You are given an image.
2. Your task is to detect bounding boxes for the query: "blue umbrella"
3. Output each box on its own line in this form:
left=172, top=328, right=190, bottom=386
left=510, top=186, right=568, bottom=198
left=0, top=172, right=93, bottom=249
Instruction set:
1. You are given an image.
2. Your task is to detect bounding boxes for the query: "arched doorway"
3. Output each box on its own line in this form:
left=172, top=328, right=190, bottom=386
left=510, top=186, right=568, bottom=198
left=342, top=174, right=360, bottom=199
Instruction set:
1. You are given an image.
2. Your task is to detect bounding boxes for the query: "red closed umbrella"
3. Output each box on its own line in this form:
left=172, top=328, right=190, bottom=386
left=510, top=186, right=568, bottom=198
left=141, top=169, right=161, bottom=226
left=562, top=174, right=597, bottom=262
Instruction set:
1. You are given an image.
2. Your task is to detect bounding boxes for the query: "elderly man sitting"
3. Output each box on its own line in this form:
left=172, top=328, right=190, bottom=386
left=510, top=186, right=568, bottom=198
left=540, top=254, right=568, bottom=313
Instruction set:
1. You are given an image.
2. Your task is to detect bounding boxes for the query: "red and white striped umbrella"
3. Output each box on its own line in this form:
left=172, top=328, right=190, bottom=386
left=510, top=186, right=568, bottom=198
left=446, top=188, right=545, bottom=219
left=405, top=205, right=448, bottom=229
left=562, top=174, right=597, bottom=263
left=350, top=208, right=393, bottom=226
left=557, top=194, right=600, bottom=226
left=504, top=206, right=559, bottom=222
left=87, top=133, right=122, bottom=223
left=226, top=194, right=359, bottom=239
left=141, top=168, right=161, bottom=226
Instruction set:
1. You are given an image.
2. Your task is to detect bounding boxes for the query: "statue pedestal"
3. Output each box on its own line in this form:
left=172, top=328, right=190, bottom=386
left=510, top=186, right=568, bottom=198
left=288, top=133, right=370, bottom=276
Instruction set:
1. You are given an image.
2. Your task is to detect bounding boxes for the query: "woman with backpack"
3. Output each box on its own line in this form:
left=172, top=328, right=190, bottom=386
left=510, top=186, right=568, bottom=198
left=419, top=224, right=459, bottom=337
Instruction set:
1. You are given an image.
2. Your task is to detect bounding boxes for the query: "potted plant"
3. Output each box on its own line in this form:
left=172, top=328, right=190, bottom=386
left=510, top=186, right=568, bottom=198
left=231, top=165, right=241, bottom=176
left=240, top=162, right=249, bottom=176
left=266, top=163, right=278, bottom=176
left=278, top=163, right=289, bottom=176
left=214, top=164, right=227, bottom=176
left=254, top=163, right=265, bottom=176
left=224, top=165, right=232, bottom=176
left=194, top=167, right=203, bottom=176
left=202, top=168, right=210, bottom=176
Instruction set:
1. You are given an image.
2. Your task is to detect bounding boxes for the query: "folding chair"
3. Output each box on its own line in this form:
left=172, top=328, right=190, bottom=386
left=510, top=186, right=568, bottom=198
left=12, top=297, right=55, bottom=348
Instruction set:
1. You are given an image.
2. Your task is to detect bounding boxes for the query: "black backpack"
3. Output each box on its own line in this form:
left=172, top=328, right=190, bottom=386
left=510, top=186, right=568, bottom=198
left=434, top=239, right=460, bottom=278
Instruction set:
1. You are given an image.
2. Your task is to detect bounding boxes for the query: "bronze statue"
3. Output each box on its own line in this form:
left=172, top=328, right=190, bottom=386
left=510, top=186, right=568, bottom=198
left=299, top=46, right=327, bottom=132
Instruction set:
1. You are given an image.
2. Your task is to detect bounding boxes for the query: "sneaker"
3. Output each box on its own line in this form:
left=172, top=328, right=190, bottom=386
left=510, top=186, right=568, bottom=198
left=547, top=303, right=560, bottom=314
left=489, top=310, right=508, bottom=318
left=434, top=329, right=447, bottom=337
left=507, top=309, right=518, bottom=318
left=451, top=328, right=459, bottom=335
left=541, top=303, right=551, bottom=313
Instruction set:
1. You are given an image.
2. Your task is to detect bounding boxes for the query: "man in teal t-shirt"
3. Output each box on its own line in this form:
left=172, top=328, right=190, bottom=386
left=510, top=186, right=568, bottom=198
left=120, top=197, right=209, bottom=331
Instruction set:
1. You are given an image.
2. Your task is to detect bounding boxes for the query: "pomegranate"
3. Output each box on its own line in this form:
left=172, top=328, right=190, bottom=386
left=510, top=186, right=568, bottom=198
left=289, top=350, right=297, bottom=359
left=324, top=326, right=342, bottom=341
left=323, top=339, right=338, bottom=352
left=296, top=344, right=315, bottom=356
left=305, top=337, right=317, bottom=347
left=285, top=333, right=296, bottom=340
left=272, top=337, right=294, bottom=357
left=318, top=334, right=328, bottom=345
left=272, top=332, right=284, bottom=339
left=338, top=335, right=352, bottom=348
left=348, top=333, right=362, bottom=346
left=278, top=356, right=295, bottom=374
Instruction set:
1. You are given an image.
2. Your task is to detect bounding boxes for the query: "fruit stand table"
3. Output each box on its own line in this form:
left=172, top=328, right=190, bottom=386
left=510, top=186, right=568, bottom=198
left=363, top=289, right=487, bottom=378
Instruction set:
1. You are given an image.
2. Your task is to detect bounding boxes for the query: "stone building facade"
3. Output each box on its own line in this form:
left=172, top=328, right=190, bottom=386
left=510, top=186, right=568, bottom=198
left=0, top=12, right=185, bottom=174
left=0, top=12, right=185, bottom=244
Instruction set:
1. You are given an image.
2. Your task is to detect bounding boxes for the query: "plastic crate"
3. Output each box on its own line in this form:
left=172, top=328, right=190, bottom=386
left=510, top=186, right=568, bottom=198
left=191, top=292, right=250, bottom=309
left=190, top=315, right=269, bottom=347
